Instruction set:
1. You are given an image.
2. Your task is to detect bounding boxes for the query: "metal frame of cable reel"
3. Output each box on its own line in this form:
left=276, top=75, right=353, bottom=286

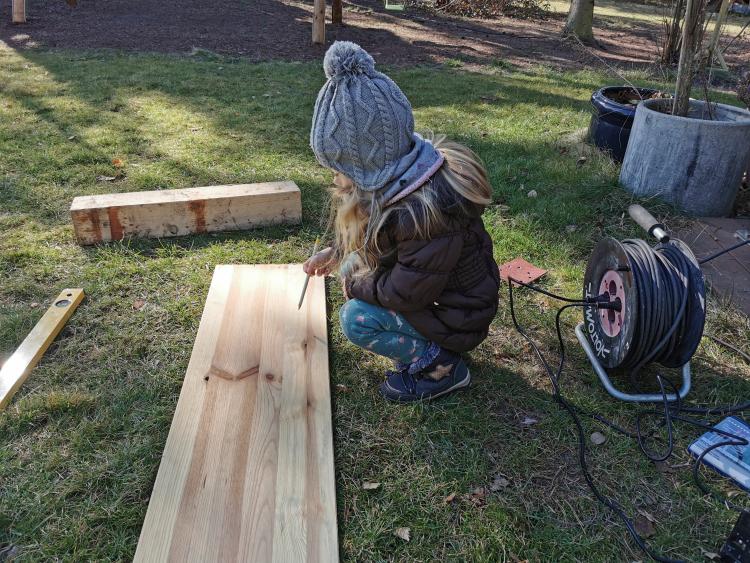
left=575, top=205, right=706, bottom=404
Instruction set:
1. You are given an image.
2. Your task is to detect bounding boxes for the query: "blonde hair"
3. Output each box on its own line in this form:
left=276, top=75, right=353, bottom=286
left=325, top=135, right=493, bottom=278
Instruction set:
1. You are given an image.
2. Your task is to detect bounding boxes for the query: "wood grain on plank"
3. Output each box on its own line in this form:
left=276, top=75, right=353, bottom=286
left=134, top=265, right=337, bottom=563
left=70, top=181, right=302, bottom=245
left=0, top=289, right=84, bottom=410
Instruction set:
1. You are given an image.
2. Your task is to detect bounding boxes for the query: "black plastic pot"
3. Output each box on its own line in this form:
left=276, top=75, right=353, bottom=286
left=588, top=86, right=658, bottom=162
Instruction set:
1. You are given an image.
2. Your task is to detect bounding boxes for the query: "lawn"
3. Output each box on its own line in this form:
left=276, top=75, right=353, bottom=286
left=1, top=44, right=749, bottom=562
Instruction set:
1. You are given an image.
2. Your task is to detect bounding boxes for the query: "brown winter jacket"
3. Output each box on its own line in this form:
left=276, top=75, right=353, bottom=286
left=347, top=181, right=500, bottom=352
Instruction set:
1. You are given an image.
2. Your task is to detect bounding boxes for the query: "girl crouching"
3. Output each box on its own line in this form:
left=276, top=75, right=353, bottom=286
left=304, top=41, right=500, bottom=403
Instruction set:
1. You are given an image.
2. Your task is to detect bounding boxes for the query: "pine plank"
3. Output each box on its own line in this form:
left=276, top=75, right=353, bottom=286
left=134, top=265, right=337, bottom=562
left=0, top=288, right=84, bottom=410
left=70, top=181, right=302, bottom=245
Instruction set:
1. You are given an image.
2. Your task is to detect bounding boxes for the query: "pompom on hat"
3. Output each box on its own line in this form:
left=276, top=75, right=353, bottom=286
left=323, top=40, right=375, bottom=78
left=310, top=41, right=444, bottom=206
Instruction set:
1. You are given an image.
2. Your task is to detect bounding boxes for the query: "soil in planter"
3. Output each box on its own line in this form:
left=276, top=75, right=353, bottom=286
left=646, top=98, right=740, bottom=121
left=605, top=88, right=671, bottom=107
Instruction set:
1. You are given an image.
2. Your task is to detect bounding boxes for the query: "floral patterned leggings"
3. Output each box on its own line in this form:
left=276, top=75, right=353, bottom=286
left=339, top=298, right=439, bottom=368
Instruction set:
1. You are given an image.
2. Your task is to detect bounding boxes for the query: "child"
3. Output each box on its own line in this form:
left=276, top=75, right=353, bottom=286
left=304, top=41, right=500, bottom=403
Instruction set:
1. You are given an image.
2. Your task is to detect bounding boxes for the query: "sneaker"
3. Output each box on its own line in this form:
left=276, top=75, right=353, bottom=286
left=379, top=350, right=471, bottom=403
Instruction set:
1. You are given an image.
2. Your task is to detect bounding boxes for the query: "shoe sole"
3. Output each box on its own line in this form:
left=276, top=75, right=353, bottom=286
left=380, top=369, right=471, bottom=403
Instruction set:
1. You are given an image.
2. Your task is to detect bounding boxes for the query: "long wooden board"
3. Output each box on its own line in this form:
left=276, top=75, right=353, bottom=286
left=134, top=265, right=337, bottom=562
left=0, top=288, right=85, bottom=410
left=70, top=181, right=302, bottom=245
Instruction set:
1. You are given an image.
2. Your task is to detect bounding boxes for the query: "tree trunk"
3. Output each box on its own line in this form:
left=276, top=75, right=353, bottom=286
left=564, top=0, right=595, bottom=43
left=673, top=0, right=705, bottom=116
left=332, top=0, right=342, bottom=24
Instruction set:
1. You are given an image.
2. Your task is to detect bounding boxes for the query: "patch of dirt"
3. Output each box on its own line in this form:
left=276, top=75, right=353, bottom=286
left=2, top=0, right=747, bottom=72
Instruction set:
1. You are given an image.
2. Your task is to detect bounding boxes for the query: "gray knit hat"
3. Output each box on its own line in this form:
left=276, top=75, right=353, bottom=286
left=310, top=41, right=444, bottom=206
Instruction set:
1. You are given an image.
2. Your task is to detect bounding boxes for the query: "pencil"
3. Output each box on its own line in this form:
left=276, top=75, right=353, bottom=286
left=298, top=236, right=321, bottom=310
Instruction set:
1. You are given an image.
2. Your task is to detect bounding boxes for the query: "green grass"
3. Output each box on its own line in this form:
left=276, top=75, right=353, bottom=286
left=0, top=44, right=749, bottom=562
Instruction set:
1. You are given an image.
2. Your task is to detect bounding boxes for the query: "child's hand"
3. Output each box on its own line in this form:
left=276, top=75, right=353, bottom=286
left=303, top=246, right=334, bottom=276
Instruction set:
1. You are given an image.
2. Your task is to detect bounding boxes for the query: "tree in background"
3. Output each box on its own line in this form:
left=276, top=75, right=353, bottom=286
left=564, top=0, right=595, bottom=43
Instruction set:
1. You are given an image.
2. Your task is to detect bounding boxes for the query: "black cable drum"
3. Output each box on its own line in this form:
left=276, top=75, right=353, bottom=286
left=583, top=237, right=706, bottom=372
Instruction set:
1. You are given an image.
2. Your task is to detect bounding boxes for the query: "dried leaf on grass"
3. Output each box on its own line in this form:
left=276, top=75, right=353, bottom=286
left=465, top=486, right=487, bottom=506
left=443, top=492, right=457, bottom=503
left=591, top=431, right=607, bottom=445
left=653, top=461, right=675, bottom=474
left=634, top=513, right=656, bottom=538
left=132, top=299, right=146, bottom=310
left=701, top=548, right=721, bottom=560
left=637, top=508, right=657, bottom=523
left=489, top=474, right=510, bottom=491
left=393, top=527, right=410, bottom=542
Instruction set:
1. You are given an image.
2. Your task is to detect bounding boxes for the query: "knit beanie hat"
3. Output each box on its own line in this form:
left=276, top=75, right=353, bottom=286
left=310, top=41, right=444, bottom=206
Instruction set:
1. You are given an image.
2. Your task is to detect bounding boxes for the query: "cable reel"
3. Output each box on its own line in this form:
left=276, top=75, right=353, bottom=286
left=578, top=205, right=706, bottom=402
left=508, top=204, right=750, bottom=563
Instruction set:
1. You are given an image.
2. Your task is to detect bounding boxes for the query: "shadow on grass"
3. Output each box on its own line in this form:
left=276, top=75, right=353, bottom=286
left=2, top=46, right=621, bottom=256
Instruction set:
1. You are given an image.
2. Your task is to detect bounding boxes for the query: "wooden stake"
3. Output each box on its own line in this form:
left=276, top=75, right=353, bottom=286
left=313, top=0, right=326, bottom=44
left=715, top=48, right=729, bottom=71
left=0, top=289, right=85, bottom=410
left=706, top=0, right=732, bottom=66
left=12, top=0, right=26, bottom=23
left=332, top=0, right=343, bottom=24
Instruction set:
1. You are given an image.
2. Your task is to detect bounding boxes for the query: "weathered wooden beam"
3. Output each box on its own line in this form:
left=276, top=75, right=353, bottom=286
left=134, top=265, right=337, bottom=562
left=313, top=0, right=326, bottom=44
left=70, top=181, right=302, bottom=245
left=0, top=289, right=85, bottom=410
left=12, top=0, right=26, bottom=23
